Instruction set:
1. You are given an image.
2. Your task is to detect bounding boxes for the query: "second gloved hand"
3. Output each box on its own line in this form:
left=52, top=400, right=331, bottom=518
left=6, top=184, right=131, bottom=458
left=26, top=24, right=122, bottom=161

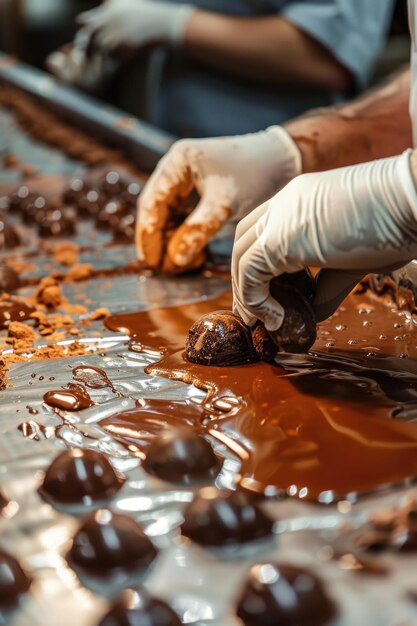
left=77, top=0, right=195, bottom=53
left=232, top=150, right=417, bottom=330
left=136, top=127, right=302, bottom=269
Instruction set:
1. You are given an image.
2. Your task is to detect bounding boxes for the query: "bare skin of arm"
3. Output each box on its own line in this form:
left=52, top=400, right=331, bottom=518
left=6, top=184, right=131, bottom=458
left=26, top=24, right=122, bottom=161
left=285, top=67, right=412, bottom=172
left=183, top=12, right=352, bottom=92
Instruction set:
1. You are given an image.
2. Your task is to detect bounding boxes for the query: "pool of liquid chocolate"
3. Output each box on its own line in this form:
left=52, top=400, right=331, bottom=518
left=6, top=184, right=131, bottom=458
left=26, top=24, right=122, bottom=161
left=104, top=290, right=417, bottom=502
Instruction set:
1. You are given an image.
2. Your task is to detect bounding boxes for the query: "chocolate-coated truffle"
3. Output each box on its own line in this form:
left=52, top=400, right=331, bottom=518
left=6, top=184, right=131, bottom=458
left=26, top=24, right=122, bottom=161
left=268, top=277, right=316, bottom=354
left=0, top=549, right=31, bottom=608
left=185, top=310, right=257, bottom=366
left=62, top=177, right=90, bottom=205
left=37, top=206, right=77, bottom=238
left=21, top=195, right=47, bottom=225
left=77, top=189, right=103, bottom=218
left=99, top=170, right=129, bottom=196
left=39, top=449, right=125, bottom=505
left=67, top=509, right=158, bottom=578
left=96, top=200, right=128, bottom=230
left=0, top=215, right=20, bottom=250
left=8, top=185, right=35, bottom=212
left=181, top=488, right=273, bottom=548
left=0, top=265, right=20, bottom=293
left=121, top=182, right=141, bottom=209
left=112, top=212, right=135, bottom=242
left=236, top=563, right=335, bottom=626
left=97, top=589, right=182, bottom=626
left=143, top=432, right=220, bottom=485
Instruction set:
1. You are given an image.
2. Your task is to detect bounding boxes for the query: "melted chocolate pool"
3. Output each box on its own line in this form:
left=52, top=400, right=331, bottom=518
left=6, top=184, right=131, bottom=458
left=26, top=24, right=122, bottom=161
left=105, top=290, right=417, bottom=502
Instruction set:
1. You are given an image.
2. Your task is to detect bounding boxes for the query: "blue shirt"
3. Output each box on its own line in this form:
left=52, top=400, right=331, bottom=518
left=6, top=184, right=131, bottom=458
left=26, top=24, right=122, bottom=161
left=149, top=0, right=394, bottom=137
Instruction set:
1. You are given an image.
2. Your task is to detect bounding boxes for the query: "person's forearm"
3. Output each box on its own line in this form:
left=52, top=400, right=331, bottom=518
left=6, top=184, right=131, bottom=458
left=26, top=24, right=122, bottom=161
left=285, top=68, right=412, bottom=172
left=183, top=11, right=352, bottom=92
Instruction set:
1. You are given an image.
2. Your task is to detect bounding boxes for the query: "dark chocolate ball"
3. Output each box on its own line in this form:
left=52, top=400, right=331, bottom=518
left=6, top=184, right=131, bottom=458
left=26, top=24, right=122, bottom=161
left=0, top=549, right=31, bottom=608
left=99, top=170, right=129, bottom=196
left=236, top=562, right=336, bottom=626
left=143, top=431, right=220, bottom=485
left=37, top=206, right=77, bottom=238
left=181, top=488, right=274, bottom=548
left=39, top=448, right=125, bottom=505
left=8, top=185, right=36, bottom=212
left=267, top=274, right=316, bottom=354
left=96, top=200, right=128, bottom=231
left=121, top=182, right=142, bottom=209
left=185, top=310, right=257, bottom=366
left=62, top=177, right=89, bottom=205
left=0, top=215, right=20, bottom=250
left=21, top=195, right=47, bottom=225
left=77, top=189, right=103, bottom=218
left=67, top=509, right=158, bottom=578
left=0, top=265, right=20, bottom=293
left=97, top=589, right=182, bottom=626
left=112, top=212, right=135, bottom=242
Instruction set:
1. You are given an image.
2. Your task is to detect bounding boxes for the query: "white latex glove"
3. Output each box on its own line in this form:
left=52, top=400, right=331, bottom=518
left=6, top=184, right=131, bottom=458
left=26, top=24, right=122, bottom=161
left=77, top=0, right=195, bottom=52
left=232, top=149, right=417, bottom=330
left=136, top=127, right=302, bottom=269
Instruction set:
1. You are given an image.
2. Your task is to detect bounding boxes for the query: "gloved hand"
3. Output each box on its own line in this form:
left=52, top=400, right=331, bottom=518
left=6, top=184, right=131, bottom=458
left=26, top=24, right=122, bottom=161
left=232, top=149, right=417, bottom=330
left=136, top=127, right=302, bottom=269
left=77, top=0, right=195, bottom=53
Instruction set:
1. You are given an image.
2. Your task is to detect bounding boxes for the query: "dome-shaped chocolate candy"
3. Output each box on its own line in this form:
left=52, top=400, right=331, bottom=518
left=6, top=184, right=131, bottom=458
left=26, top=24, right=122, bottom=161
left=39, top=448, right=124, bottom=505
left=67, top=509, right=158, bottom=578
left=97, top=589, right=181, bottom=626
left=186, top=311, right=257, bottom=366
left=0, top=265, right=20, bottom=293
left=236, top=562, right=335, bottom=626
left=181, top=488, right=274, bottom=548
left=0, top=549, right=31, bottom=608
left=143, top=431, right=220, bottom=485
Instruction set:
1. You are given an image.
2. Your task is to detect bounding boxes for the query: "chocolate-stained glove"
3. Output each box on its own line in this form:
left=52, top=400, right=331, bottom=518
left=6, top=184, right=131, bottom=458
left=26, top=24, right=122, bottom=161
left=77, top=0, right=195, bottom=52
left=136, top=128, right=302, bottom=269
left=232, top=150, right=417, bottom=330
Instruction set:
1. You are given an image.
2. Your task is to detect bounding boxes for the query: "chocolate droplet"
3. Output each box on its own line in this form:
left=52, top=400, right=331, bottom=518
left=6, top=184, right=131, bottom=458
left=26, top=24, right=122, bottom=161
left=0, top=549, right=31, bottom=609
left=39, top=449, right=125, bottom=505
left=185, top=310, right=257, bottom=366
left=236, top=562, right=336, bottom=626
left=181, top=488, right=274, bottom=548
left=67, top=509, right=158, bottom=578
left=43, top=388, right=94, bottom=411
left=143, top=431, right=220, bottom=485
left=97, top=589, right=182, bottom=626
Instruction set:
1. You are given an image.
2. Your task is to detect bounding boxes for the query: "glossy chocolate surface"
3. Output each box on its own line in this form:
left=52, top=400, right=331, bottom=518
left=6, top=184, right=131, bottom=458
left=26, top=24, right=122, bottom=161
left=97, top=589, right=181, bottom=626
left=43, top=387, right=94, bottom=411
left=0, top=549, right=31, bottom=608
left=0, top=265, right=21, bottom=293
left=67, top=509, right=158, bottom=577
left=185, top=310, right=257, bottom=366
left=181, top=488, right=274, bottom=548
left=105, top=291, right=417, bottom=502
left=39, top=449, right=124, bottom=505
left=143, top=431, right=220, bottom=484
left=0, top=299, right=35, bottom=329
left=236, top=562, right=335, bottom=626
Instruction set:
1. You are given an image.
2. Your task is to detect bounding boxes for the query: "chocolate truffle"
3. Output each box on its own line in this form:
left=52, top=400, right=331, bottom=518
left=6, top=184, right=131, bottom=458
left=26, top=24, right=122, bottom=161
left=97, top=589, right=182, bottom=626
left=143, top=431, right=220, bottom=485
left=236, top=563, right=336, bottom=626
left=268, top=277, right=316, bottom=354
left=21, top=195, right=47, bottom=225
left=0, top=215, right=20, bottom=250
left=95, top=200, right=128, bottom=230
left=121, top=182, right=141, bottom=209
left=99, top=170, right=129, bottom=196
left=185, top=310, right=257, bottom=366
left=0, top=265, right=20, bottom=293
left=8, top=185, right=35, bottom=212
left=0, top=549, right=31, bottom=609
left=62, top=177, right=89, bottom=205
left=77, top=189, right=103, bottom=218
left=112, top=212, right=135, bottom=242
left=181, top=488, right=274, bottom=548
left=67, top=509, right=158, bottom=578
left=39, top=449, right=124, bottom=505
left=37, top=206, right=77, bottom=238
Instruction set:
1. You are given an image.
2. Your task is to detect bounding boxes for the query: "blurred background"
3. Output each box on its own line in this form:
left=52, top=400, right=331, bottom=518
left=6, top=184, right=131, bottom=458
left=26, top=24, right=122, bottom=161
left=0, top=0, right=412, bottom=123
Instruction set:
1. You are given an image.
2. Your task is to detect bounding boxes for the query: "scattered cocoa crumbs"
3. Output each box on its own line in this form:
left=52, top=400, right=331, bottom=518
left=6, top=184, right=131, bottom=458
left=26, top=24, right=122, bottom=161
left=36, top=277, right=63, bottom=309
left=6, top=321, right=38, bottom=354
left=3, top=153, right=20, bottom=168
left=64, top=263, right=93, bottom=282
left=88, top=307, right=109, bottom=321
left=51, top=241, right=79, bottom=266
